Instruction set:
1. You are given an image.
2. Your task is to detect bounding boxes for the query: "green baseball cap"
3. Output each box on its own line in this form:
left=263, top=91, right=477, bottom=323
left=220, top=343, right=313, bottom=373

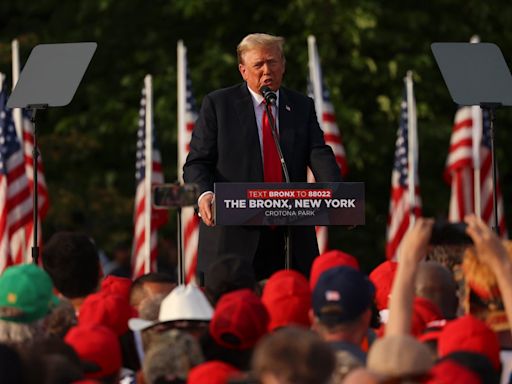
left=0, top=264, right=59, bottom=323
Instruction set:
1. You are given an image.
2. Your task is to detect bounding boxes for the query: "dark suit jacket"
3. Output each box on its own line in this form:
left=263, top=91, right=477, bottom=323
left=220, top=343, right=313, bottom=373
left=183, top=83, right=341, bottom=277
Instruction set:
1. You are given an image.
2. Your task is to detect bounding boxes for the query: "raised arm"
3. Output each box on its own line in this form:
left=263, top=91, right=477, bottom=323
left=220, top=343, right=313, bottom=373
left=465, top=214, right=512, bottom=338
left=386, top=218, right=434, bottom=336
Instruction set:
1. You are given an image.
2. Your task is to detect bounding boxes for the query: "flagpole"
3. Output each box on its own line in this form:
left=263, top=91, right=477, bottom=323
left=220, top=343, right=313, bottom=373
left=405, top=71, right=417, bottom=227
left=177, top=41, right=186, bottom=183
left=11, top=40, right=24, bottom=141
left=469, top=35, right=482, bottom=219
left=144, top=74, right=153, bottom=274
left=471, top=104, right=482, bottom=218
left=176, top=41, right=186, bottom=285
left=307, top=36, right=324, bottom=126
left=11, top=39, right=31, bottom=264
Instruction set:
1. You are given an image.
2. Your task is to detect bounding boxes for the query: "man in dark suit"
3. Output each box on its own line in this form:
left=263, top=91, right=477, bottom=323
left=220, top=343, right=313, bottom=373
left=183, top=33, right=341, bottom=282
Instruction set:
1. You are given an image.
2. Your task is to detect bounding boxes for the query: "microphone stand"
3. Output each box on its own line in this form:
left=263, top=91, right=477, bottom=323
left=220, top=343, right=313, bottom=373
left=263, top=99, right=292, bottom=270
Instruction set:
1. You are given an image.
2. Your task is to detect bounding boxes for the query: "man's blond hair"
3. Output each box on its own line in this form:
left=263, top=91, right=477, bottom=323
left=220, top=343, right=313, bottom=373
left=237, top=33, right=285, bottom=64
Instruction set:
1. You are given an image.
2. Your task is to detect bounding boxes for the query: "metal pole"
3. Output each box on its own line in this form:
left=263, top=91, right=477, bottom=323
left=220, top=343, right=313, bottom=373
left=488, top=106, right=499, bottom=234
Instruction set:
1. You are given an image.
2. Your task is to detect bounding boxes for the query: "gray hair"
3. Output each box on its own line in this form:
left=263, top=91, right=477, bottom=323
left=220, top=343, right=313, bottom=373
left=142, top=329, right=204, bottom=384
left=237, top=33, right=285, bottom=64
left=0, top=318, right=45, bottom=348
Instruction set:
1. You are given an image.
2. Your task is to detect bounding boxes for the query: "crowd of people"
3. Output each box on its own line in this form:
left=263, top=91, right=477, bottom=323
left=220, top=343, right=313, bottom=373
left=0, top=214, right=510, bottom=383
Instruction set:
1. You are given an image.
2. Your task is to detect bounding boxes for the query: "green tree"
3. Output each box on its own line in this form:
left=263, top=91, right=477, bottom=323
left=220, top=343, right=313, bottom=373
left=1, top=0, right=511, bottom=270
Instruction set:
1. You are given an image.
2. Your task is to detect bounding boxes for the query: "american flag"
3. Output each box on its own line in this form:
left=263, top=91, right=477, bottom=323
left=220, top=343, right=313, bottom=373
left=445, top=106, right=506, bottom=235
left=177, top=41, right=200, bottom=283
left=9, top=39, right=50, bottom=265
left=386, top=81, right=422, bottom=260
left=132, top=76, right=168, bottom=278
left=9, top=109, right=50, bottom=265
left=0, top=74, right=32, bottom=272
left=307, top=35, right=347, bottom=253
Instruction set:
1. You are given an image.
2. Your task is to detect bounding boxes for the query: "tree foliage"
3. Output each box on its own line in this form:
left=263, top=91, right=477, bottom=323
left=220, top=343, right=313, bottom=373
left=1, top=0, right=511, bottom=269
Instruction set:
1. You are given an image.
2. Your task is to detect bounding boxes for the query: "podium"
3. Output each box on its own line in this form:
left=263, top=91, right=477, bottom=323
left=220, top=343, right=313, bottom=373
left=154, top=182, right=364, bottom=284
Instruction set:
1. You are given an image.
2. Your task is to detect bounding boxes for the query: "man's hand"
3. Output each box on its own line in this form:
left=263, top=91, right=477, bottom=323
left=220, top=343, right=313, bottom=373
left=398, top=217, right=435, bottom=265
left=198, top=192, right=215, bottom=226
left=465, top=214, right=508, bottom=271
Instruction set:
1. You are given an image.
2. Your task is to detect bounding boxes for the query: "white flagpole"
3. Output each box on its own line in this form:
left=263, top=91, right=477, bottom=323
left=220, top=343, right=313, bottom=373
left=307, top=35, right=324, bottom=128
left=406, top=71, right=417, bottom=227
left=470, top=35, right=482, bottom=218
left=144, top=74, right=153, bottom=274
left=12, top=39, right=31, bottom=263
left=176, top=41, right=187, bottom=285
left=11, top=39, right=24, bottom=141
left=177, top=41, right=186, bottom=183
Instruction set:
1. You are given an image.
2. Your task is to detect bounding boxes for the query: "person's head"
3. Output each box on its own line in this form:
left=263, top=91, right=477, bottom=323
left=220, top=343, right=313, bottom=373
left=65, top=324, right=121, bottom=383
left=437, top=315, right=501, bottom=372
left=204, top=254, right=257, bottom=305
left=0, top=264, right=59, bottom=347
left=462, top=242, right=512, bottom=333
left=142, top=329, right=203, bottom=384
left=129, top=272, right=176, bottom=311
left=187, top=361, right=240, bottom=384
left=367, top=334, right=433, bottom=383
left=252, top=327, right=335, bottom=384
left=311, top=266, right=374, bottom=344
left=132, top=293, right=166, bottom=353
left=78, top=291, right=134, bottom=336
left=368, top=260, right=398, bottom=313
left=100, top=275, right=132, bottom=301
left=23, top=338, right=85, bottom=384
left=309, top=249, right=360, bottom=290
left=262, top=270, right=311, bottom=331
left=42, top=232, right=101, bottom=299
left=237, top=33, right=285, bottom=93
left=415, top=261, right=458, bottom=319
left=410, top=297, right=442, bottom=337
left=209, top=289, right=269, bottom=351
left=129, top=284, right=213, bottom=341
left=428, top=354, right=493, bottom=384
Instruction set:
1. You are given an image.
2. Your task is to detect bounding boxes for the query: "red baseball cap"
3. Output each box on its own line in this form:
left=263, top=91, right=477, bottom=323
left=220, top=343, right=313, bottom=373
left=65, top=324, right=121, bottom=380
left=310, top=249, right=359, bottom=290
left=100, top=275, right=132, bottom=301
left=438, top=315, right=501, bottom=370
left=187, top=361, right=240, bottom=384
left=262, top=270, right=311, bottom=331
left=426, top=360, right=481, bottom=384
left=411, top=297, right=442, bottom=337
left=209, top=289, right=269, bottom=350
left=78, top=291, right=134, bottom=336
left=369, top=260, right=398, bottom=310
left=418, top=319, right=449, bottom=343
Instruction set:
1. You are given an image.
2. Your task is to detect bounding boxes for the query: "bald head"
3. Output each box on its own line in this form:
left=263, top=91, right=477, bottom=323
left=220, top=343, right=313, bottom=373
left=415, top=261, right=458, bottom=319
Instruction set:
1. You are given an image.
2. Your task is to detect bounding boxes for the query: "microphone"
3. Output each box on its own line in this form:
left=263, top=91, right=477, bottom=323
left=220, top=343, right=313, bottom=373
left=260, top=86, right=277, bottom=105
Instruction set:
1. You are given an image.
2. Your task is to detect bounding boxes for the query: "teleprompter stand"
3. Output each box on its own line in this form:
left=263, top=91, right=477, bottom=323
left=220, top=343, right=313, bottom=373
left=7, top=42, right=97, bottom=264
left=432, top=42, right=512, bottom=233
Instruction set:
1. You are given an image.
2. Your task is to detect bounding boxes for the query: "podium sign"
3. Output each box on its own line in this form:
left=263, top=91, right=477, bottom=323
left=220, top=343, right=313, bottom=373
left=214, top=182, right=364, bottom=226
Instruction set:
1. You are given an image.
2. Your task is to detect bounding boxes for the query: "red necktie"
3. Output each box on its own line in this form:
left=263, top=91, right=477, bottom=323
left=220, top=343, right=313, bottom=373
left=262, top=102, right=283, bottom=182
